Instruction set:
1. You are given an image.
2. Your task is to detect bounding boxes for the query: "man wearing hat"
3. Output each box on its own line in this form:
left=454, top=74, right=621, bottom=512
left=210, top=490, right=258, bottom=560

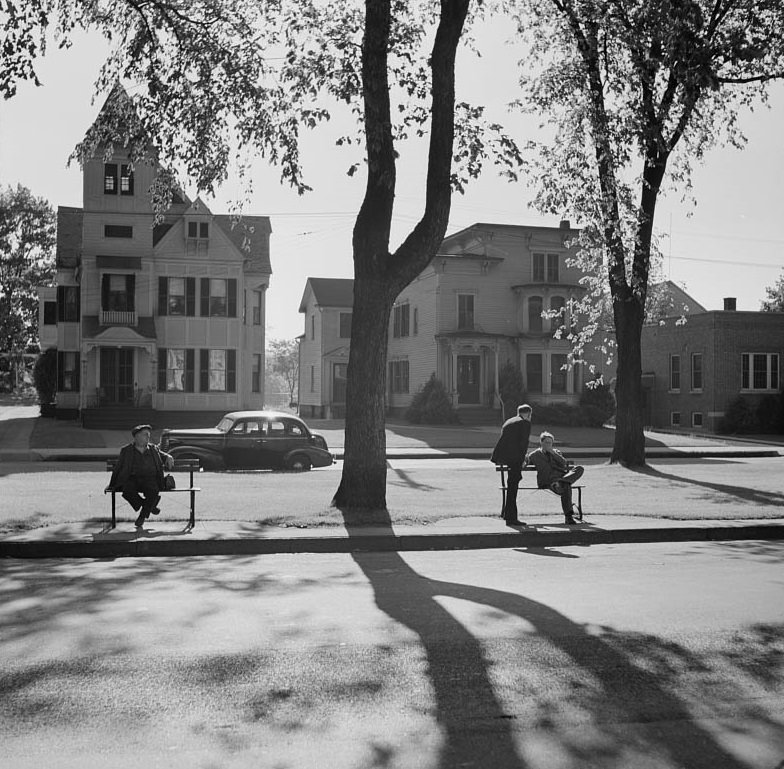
left=105, top=424, right=175, bottom=528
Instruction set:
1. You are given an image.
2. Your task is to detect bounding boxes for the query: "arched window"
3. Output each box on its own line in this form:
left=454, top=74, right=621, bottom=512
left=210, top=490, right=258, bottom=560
left=528, top=296, right=543, bottom=333
left=550, top=295, right=566, bottom=332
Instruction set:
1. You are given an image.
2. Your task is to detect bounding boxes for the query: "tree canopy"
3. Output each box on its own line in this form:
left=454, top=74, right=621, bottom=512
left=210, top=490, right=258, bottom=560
left=507, top=0, right=784, bottom=464
left=761, top=271, right=784, bottom=312
left=0, top=184, right=56, bottom=353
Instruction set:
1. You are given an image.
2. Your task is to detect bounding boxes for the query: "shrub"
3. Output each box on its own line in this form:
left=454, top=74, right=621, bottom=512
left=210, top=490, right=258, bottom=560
left=579, top=379, right=615, bottom=424
left=33, top=347, right=57, bottom=406
left=498, top=361, right=527, bottom=421
left=405, top=373, right=459, bottom=424
left=755, top=394, right=784, bottom=434
left=718, top=396, right=758, bottom=434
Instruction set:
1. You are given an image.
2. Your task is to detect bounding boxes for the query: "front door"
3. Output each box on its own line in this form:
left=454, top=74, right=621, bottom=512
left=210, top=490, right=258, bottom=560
left=99, top=348, right=134, bottom=405
left=457, top=355, right=481, bottom=404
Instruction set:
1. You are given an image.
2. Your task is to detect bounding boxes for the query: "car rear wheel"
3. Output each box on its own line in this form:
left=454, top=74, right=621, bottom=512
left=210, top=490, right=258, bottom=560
left=287, top=454, right=312, bottom=472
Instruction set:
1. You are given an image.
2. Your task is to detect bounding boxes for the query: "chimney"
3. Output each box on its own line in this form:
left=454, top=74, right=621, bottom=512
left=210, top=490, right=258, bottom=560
left=723, top=297, right=737, bottom=311
left=559, top=219, right=571, bottom=230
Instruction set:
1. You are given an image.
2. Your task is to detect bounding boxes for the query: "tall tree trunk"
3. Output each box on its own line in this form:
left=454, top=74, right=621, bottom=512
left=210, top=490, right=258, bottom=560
left=610, top=297, right=645, bottom=465
left=333, top=0, right=470, bottom=510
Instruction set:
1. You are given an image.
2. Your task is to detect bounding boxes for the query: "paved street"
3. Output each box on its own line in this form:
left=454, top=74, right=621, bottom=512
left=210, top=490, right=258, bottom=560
left=1, top=541, right=782, bottom=768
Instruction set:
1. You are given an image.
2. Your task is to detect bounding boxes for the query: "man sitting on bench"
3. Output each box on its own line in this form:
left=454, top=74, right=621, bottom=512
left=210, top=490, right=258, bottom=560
left=527, top=431, right=584, bottom=526
left=105, top=424, right=174, bottom=528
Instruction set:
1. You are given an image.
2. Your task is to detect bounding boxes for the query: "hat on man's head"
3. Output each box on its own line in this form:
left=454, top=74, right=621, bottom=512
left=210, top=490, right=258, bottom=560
left=131, top=424, right=152, bottom=436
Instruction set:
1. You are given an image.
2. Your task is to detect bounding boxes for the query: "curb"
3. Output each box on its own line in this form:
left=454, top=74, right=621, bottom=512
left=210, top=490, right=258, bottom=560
left=2, top=523, right=783, bottom=559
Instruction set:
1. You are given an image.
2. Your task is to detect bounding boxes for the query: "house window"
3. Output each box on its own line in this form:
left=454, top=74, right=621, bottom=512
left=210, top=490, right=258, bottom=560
left=252, top=353, right=262, bottom=393
left=333, top=362, right=347, bottom=403
left=101, top=274, right=135, bottom=312
left=691, top=353, right=703, bottom=391
left=528, top=296, right=543, bottom=333
left=311, top=315, right=315, bottom=340
left=393, top=303, right=410, bottom=337
left=104, top=225, right=133, bottom=238
left=550, top=295, right=566, bottom=330
left=120, top=165, right=134, bottom=195
left=252, top=291, right=262, bottom=325
left=310, top=365, right=315, bottom=392
left=457, top=294, right=474, bottom=331
left=551, top=353, right=568, bottom=393
left=158, top=277, right=196, bottom=316
left=339, top=312, right=352, bottom=339
left=199, top=278, right=237, bottom=318
left=533, top=253, right=545, bottom=282
left=692, top=412, right=703, bottom=428
left=671, top=411, right=681, bottom=427
left=57, top=351, right=80, bottom=392
left=200, top=222, right=209, bottom=238
left=526, top=353, right=543, bottom=393
left=742, top=353, right=779, bottom=391
left=547, top=253, right=559, bottom=282
left=57, top=285, right=79, bottom=322
left=43, top=301, right=57, bottom=325
left=166, top=349, right=187, bottom=392
left=158, top=348, right=194, bottom=392
left=199, top=348, right=236, bottom=392
left=187, top=221, right=209, bottom=239
left=389, top=360, right=409, bottom=394
left=104, top=164, right=118, bottom=194
left=413, top=307, right=418, bottom=335
left=670, top=354, right=680, bottom=391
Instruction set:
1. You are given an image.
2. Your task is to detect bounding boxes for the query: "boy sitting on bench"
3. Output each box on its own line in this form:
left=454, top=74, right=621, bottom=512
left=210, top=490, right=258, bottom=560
left=527, top=431, right=584, bottom=525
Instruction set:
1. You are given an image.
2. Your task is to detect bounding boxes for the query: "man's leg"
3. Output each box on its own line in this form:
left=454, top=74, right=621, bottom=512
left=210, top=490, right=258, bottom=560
left=550, top=479, right=577, bottom=521
left=561, top=465, right=584, bottom=485
left=138, top=480, right=161, bottom=518
left=504, top=464, right=523, bottom=521
left=121, top=479, right=143, bottom=512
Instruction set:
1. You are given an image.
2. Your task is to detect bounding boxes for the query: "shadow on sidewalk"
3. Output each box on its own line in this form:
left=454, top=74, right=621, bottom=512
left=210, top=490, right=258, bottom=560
left=631, top=465, right=784, bottom=507
left=337, top=505, right=759, bottom=769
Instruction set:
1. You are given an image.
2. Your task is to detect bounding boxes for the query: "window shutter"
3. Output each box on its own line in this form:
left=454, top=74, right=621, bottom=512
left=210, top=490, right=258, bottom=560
left=185, top=349, right=195, bottom=392
left=57, top=352, right=64, bottom=391
left=226, top=349, right=236, bottom=392
left=158, top=277, right=168, bottom=316
left=185, top=278, right=196, bottom=316
left=57, top=286, right=65, bottom=321
left=126, top=274, right=135, bottom=312
left=75, top=288, right=80, bottom=319
left=73, top=353, right=80, bottom=390
left=99, top=276, right=109, bottom=312
left=199, top=349, right=209, bottom=391
left=200, top=279, right=210, bottom=316
left=227, top=279, right=237, bottom=318
left=157, top=348, right=167, bottom=391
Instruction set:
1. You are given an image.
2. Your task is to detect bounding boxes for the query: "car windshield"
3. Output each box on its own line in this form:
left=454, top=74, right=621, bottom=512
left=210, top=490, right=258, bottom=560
left=216, top=417, right=234, bottom=433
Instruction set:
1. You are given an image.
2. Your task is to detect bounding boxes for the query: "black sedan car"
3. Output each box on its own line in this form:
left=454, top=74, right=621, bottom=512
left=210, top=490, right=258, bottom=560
left=159, top=411, right=334, bottom=471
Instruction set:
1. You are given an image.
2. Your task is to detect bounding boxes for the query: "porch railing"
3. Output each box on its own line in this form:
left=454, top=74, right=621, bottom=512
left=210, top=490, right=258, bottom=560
left=101, top=310, right=137, bottom=326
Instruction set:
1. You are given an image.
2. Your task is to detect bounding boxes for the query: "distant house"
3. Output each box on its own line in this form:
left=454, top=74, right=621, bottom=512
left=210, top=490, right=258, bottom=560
left=297, top=278, right=354, bottom=418
left=641, top=297, right=784, bottom=432
left=298, top=222, right=614, bottom=420
left=38, top=89, right=272, bottom=428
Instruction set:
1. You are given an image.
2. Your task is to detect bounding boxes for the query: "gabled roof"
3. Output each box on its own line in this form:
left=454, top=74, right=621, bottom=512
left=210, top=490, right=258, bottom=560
left=299, top=277, right=354, bottom=312
left=214, top=215, right=272, bottom=273
left=56, top=206, right=84, bottom=268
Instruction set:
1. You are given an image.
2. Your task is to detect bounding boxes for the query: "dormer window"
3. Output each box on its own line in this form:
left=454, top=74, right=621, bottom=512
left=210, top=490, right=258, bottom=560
left=104, top=164, right=134, bottom=196
left=187, top=221, right=209, bottom=239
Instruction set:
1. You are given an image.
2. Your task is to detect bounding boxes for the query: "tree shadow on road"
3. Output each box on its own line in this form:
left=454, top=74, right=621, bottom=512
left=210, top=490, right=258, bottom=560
left=339, top=506, right=778, bottom=769
left=630, top=464, right=784, bottom=507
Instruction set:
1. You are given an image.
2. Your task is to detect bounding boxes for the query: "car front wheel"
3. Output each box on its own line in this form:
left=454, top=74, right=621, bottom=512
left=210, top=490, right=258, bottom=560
left=287, top=454, right=312, bottom=472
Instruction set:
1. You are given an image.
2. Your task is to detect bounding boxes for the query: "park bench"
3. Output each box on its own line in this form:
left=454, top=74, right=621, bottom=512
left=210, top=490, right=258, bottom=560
left=495, top=462, right=585, bottom=521
left=104, top=458, right=202, bottom=528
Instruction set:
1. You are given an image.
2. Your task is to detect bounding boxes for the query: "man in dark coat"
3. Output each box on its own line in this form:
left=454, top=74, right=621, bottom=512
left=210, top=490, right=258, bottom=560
left=105, top=424, right=174, bottom=528
left=527, top=430, right=584, bottom=525
left=491, top=404, right=532, bottom=526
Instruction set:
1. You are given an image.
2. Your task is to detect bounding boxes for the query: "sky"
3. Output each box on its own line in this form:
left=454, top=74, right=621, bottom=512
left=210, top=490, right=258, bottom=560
left=1, top=21, right=783, bottom=343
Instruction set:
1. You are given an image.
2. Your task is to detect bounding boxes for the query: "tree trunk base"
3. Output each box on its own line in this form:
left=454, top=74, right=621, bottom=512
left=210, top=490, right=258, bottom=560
left=332, top=463, right=388, bottom=513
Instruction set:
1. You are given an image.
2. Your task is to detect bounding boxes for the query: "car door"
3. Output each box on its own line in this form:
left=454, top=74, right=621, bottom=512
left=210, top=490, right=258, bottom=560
left=224, top=418, right=264, bottom=468
left=257, top=417, right=301, bottom=468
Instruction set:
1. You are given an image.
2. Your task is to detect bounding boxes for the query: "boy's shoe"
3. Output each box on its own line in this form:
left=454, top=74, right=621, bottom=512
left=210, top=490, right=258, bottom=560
left=564, top=515, right=579, bottom=525
left=150, top=506, right=160, bottom=515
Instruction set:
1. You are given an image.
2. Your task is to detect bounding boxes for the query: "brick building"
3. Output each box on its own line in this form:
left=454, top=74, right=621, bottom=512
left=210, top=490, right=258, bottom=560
left=641, top=298, right=784, bottom=432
